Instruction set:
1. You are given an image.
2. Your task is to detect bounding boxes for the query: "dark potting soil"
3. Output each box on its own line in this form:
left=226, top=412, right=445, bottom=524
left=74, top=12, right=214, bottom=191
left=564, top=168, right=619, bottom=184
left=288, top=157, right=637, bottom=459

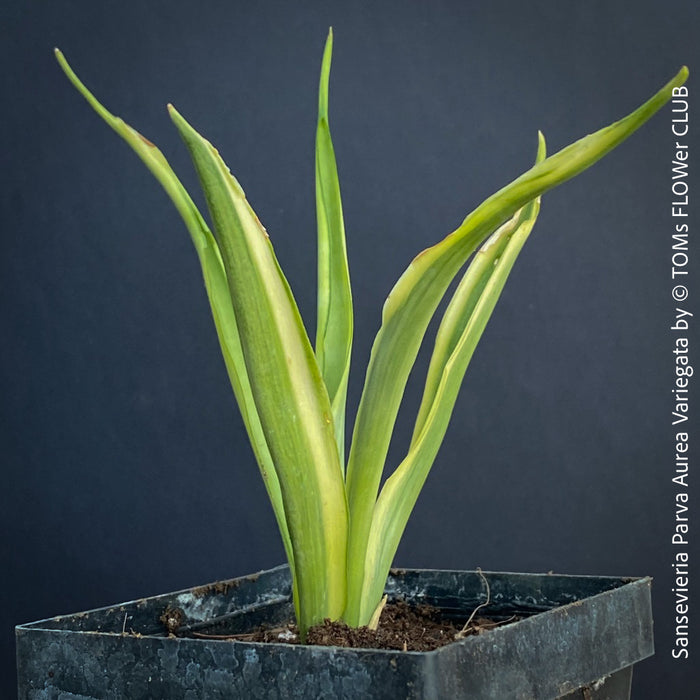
left=176, top=601, right=517, bottom=652
left=304, top=601, right=511, bottom=651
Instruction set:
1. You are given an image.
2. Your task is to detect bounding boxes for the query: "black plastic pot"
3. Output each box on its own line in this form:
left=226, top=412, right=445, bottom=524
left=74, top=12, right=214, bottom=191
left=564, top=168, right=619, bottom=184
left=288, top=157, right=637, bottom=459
left=16, top=565, right=653, bottom=699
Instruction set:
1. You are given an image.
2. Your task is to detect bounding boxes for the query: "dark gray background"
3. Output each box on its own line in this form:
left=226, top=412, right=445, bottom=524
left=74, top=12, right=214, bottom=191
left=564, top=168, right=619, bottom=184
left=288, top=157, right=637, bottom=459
left=2, top=0, right=698, bottom=697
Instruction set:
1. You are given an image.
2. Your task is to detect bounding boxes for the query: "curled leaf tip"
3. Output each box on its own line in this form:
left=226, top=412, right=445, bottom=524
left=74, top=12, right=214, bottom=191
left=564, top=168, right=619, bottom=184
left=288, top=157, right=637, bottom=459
left=670, top=66, right=689, bottom=88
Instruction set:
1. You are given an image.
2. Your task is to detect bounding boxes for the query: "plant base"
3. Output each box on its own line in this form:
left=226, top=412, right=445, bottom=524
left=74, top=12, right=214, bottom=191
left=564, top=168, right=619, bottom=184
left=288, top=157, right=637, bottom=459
left=16, top=566, right=653, bottom=699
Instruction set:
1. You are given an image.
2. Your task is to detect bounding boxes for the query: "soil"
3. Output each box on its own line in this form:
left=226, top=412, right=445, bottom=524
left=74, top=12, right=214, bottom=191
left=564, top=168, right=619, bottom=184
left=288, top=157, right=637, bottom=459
left=183, top=600, right=517, bottom=652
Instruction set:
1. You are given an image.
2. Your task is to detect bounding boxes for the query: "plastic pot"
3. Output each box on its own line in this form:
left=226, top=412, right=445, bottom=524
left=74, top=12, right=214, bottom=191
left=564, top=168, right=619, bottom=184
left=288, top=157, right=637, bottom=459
left=16, top=565, right=653, bottom=699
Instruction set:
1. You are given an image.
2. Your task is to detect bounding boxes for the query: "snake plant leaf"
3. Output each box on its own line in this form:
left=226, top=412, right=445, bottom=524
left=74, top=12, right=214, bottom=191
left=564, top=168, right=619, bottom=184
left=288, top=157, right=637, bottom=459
left=354, top=139, right=545, bottom=623
left=53, top=50, right=297, bottom=602
left=412, top=132, right=546, bottom=446
left=168, top=106, right=348, bottom=638
left=344, top=67, right=688, bottom=623
left=315, top=29, right=353, bottom=465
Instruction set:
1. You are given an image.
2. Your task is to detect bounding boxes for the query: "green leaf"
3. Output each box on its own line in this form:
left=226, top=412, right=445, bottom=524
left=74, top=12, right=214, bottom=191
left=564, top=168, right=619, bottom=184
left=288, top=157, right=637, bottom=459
left=412, top=133, right=546, bottom=446
left=356, top=138, right=545, bottom=622
left=168, top=105, right=348, bottom=638
left=344, top=67, right=688, bottom=624
left=315, top=28, right=353, bottom=464
left=53, top=50, right=299, bottom=607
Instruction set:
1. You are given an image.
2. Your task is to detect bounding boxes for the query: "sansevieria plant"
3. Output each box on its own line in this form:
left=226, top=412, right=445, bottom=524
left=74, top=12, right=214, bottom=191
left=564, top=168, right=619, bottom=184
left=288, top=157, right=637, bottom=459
left=55, top=31, right=687, bottom=640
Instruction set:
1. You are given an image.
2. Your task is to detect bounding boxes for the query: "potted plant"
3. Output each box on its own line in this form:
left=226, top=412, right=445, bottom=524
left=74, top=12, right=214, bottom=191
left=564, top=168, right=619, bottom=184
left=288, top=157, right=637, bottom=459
left=17, top=30, right=686, bottom=698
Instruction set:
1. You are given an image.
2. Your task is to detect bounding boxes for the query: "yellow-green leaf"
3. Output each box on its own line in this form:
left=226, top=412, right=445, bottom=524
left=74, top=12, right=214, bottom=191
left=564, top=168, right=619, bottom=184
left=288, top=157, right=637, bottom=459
left=315, top=28, right=353, bottom=465
left=344, top=68, right=687, bottom=623
left=169, top=106, right=348, bottom=638
left=54, top=48, right=300, bottom=614
left=357, top=138, right=545, bottom=623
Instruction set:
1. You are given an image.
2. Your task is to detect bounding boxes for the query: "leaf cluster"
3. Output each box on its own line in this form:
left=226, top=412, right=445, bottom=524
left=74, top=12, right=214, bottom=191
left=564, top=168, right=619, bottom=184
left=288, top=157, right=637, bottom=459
left=56, top=33, right=687, bottom=639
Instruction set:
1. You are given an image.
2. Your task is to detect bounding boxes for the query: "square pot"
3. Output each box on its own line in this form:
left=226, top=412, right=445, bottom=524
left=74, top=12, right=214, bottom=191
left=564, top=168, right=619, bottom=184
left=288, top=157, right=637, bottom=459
left=16, top=565, right=653, bottom=699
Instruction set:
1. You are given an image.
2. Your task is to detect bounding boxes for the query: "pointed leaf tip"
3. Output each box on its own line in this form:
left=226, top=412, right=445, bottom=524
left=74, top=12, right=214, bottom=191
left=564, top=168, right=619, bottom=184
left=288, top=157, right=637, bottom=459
left=168, top=105, right=188, bottom=131
left=536, top=131, right=546, bottom=160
